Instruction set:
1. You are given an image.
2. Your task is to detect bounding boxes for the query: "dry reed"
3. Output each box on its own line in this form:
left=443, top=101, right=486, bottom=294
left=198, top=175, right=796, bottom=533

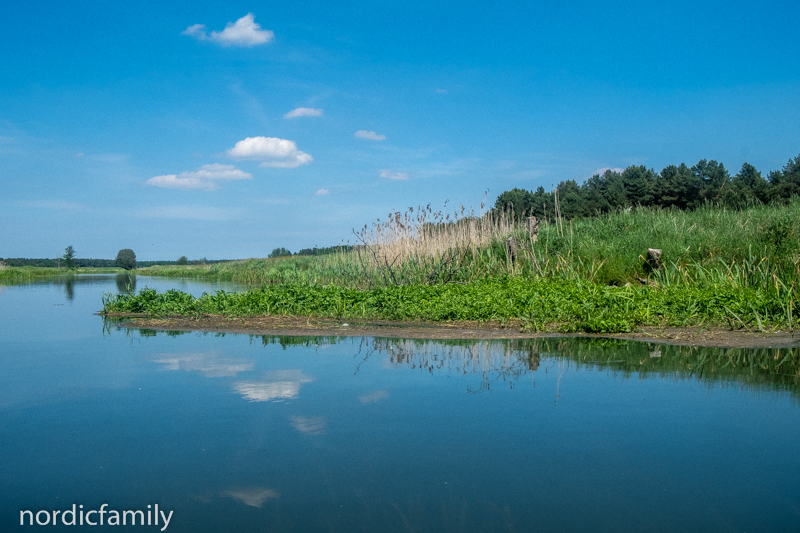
left=348, top=202, right=516, bottom=286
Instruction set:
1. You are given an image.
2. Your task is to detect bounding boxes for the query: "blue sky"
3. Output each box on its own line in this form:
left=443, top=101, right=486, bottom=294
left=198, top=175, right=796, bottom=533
left=1, top=0, right=799, bottom=259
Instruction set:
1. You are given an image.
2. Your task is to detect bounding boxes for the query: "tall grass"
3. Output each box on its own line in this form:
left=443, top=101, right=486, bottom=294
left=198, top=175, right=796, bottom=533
left=136, top=199, right=800, bottom=298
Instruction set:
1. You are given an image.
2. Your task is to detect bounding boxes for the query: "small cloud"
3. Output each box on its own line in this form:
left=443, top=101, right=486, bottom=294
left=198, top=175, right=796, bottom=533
left=354, top=130, right=386, bottom=141
left=182, top=13, right=274, bottom=47
left=359, top=390, right=389, bottom=404
left=289, top=415, right=327, bottom=435
left=379, top=169, right=409, bottom=181
left=314, top=188, right=330, bottom=196
left=227, top=136, right=312, bottom=168
left=146, top=164, right=252, bottom=191
left=74, top=152, right=84, bottom=157
left=593, top=167, right=624, bottom=176
left=284, top=107, right=323, bottom=119
left=436, top=88, right=447, bottom=94
left=220, top=487, right=280, bottom=508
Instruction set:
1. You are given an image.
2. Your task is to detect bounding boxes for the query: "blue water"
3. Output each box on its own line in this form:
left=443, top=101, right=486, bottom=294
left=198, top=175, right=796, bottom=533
left=1, top=275, right=799, bottom=532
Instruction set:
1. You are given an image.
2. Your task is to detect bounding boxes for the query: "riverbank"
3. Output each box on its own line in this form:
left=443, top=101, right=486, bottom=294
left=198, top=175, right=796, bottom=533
left=103, top=313, right=800, bottom=348
left=0, top=266, right=125, bottom=281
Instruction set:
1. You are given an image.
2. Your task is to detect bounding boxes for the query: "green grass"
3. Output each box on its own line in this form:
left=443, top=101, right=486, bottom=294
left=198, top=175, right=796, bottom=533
left=135, top=256, right=320, bottom=284
left=102, top=276, right=799, bottom=333
left=135, top=200, right=800, bottom=292
left=102, top=200, right=800, bottom=333
left=0, top=266, right=125, bottom=281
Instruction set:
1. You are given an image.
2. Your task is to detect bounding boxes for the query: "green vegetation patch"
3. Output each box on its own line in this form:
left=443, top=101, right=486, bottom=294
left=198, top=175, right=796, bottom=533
left=0, top=266, right=123, bottom=281
left=102, top=277, right=799, bottom=334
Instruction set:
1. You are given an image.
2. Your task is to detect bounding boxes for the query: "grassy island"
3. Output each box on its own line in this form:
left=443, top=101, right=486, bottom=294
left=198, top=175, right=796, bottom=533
left=102, top=200, right=800, bottom=334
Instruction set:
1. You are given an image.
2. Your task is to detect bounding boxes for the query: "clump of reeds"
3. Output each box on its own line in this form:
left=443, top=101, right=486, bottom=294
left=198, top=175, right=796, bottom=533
left=345, top=202, right=515, bottom=287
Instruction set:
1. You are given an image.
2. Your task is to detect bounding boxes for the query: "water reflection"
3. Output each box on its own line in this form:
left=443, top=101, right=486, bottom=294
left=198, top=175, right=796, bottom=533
left=151, top=351, right=254, bottom=377
left=232, top=370, right=315, bottom=402
left=115, top=273, right=137, bottom=294
left=220, top=487, right=280, bottom=508
left=359, top=390, right=390, bottom=404
left=288, top=415, right=327, bottom=435
left=127, top=328, right=800, bottom=399
left=64, top=277, right=74, bottom=300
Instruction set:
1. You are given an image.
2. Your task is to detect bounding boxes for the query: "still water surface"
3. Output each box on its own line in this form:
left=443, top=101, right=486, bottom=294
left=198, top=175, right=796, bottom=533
left=1, top=275, right=799, bottom=532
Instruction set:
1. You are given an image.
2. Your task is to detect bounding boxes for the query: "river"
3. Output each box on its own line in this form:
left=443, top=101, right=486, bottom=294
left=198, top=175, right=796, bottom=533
left=1, top=274, right=799, bottom=532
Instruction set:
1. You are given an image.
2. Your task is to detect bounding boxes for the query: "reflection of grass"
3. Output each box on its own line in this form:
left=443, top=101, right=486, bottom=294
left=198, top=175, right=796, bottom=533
left=383, top=337, right=800, bottom=400
left=100, top=329, right=800, bottom=400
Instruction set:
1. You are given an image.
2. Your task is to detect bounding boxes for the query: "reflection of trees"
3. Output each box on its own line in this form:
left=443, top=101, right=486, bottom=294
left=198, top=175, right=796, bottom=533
left=254, top=335, right=341, bottom=349
left=375, top=338, right=540, bottom=388
left=115, top=273, right=136, bottom=294
left=356, top=337, right=800, bottom=399
left=112, top=325, right=800, bottom=399
left=64, top=277, right=74, bottom=300
left=559, top=338, right=800, bottom=396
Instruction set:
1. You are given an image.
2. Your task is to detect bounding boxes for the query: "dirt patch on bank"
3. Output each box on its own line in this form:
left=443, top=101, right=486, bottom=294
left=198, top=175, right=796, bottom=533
left=102, top=313, right=800, bottom=348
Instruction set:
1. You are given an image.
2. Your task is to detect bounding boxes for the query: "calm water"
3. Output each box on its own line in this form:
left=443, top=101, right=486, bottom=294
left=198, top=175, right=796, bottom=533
left=1, top=275, right=800, bottom=532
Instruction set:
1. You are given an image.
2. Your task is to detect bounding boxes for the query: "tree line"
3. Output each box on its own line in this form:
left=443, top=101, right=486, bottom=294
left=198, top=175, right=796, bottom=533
left=0, top=256, right=229, bottom=268
left=494, top=154, right=800, bottom=221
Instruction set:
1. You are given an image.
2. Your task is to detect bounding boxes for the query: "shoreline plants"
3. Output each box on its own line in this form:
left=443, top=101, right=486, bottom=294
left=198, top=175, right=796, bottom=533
left=103, top=197, right=800, bottom=333
left=97, top=151, right=800, bottom=332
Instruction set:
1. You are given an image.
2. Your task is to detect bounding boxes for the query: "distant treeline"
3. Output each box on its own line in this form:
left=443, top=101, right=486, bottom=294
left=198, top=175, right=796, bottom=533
left=296, top=245, right=355, bottom=256
left=494, top=154, right=800, bottom=221
left=0, top=258, right=231, bottom=268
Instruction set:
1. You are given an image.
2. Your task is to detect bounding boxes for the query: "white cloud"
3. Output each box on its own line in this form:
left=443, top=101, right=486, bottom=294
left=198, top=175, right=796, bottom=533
left=284, top=107, right=323, bottom=119
left=436, top=88, right=448, bottom=94
left=182, top=13, right=274, bottom=47
left=146, top=164, right=252, bottom=191
left=355, top=130, right=386, bottom=141
left=379, top=169, right=409, bottom=181
left=74, top=152, right=84, bottom=157
left=593, top=167, right=624, bottom=176
left=227, top=136, right=312, bottom=168
left=314, top=188, right=330, bottom=196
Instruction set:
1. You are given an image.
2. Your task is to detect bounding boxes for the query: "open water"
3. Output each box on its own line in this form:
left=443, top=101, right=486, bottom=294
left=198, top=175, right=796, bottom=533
left=1, top=274, right=799, bottom=532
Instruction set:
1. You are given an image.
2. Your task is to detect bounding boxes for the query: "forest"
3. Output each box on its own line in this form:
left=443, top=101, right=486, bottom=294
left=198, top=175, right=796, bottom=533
left=494, top=154, right=800, bottom=220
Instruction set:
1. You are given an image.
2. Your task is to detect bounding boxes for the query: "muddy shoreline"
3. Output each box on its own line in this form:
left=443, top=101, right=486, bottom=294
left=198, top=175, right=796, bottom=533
left=102, top=313, right=800, bottom=348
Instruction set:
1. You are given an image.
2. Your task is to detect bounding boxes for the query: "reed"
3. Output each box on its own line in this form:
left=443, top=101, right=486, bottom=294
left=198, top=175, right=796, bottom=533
left=118, top=199, right=800, bottom=332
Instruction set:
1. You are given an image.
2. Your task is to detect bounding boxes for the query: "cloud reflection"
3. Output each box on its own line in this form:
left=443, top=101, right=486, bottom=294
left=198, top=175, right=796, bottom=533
left=289, top=415, right=327, bottom=435
left=359, top=389, right=389, bottom=404
left=220, top=487, right=280, bottom=508
left=232, top=369, right=314, bottom=402
left=151, top=351, right=254, bottom=377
